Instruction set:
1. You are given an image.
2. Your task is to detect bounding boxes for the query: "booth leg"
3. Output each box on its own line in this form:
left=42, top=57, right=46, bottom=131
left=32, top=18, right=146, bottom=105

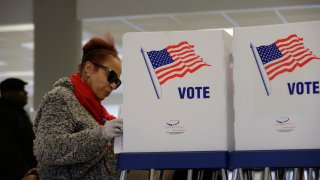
left=263, top=167, right=271, bottom=180
left=308, top=168, right=320, bottom=180
left=243, top=169, right=252, bottom=180
left=211, top=170, right=218, bottom=180
left=307, top=168, right=312, bottom=180
left=275, top=168, right=285, bottom=180
left=187, top=169, right=193, bottom=180
left=197, top=170, right=204, bottom=180
left=221, top=169, right=227, bottom=180
left=293, top=168, right=302, bottom=180
left=120, top=170, right=127, bottom=180
left=232, top=169, right=239, bottom=180
left=149, top=169, right=155, bottom=180
left=159, top=170, right=165, bottom=180
left=303, top=168, right=308, bottom=180
left=249, top=169, right=254, bottom=180
left=239, top=168, right=245, bottom=180
left=239, top=168, right=253, bottom=180
left=250, top=169, right=262, bottom=180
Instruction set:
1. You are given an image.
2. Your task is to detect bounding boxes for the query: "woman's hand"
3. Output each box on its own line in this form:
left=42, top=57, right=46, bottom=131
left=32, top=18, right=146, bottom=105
left=102, top=118, right=123, bottom=140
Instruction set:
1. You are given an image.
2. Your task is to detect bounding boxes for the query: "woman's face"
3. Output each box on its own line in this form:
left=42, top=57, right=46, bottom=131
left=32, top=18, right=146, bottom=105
left=84, top=56, right=122, bottom=101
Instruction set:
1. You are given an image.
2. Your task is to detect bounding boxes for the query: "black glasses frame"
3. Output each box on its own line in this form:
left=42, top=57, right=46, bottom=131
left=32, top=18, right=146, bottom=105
left=91, top=62, right=121, bottom=89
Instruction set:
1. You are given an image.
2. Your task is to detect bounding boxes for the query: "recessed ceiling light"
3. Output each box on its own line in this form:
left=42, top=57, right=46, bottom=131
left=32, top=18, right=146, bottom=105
left=21, top=42, right=34, bottom=50
left=0, top=61, right=8, bottom=67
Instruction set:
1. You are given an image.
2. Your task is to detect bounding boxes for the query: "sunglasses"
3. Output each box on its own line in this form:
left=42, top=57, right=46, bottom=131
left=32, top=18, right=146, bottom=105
left=91, top=62, right=121, bottom=89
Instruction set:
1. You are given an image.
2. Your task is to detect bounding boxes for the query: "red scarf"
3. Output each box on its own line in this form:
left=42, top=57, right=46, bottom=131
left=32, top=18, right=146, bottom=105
left=70, top=73, right=115, bottom=125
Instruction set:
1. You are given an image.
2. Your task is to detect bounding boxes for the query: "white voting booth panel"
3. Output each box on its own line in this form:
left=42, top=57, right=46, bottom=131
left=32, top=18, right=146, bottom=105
left=233, top=21, right=320, bottom=150
left=122, top=30, right=234, bottom=152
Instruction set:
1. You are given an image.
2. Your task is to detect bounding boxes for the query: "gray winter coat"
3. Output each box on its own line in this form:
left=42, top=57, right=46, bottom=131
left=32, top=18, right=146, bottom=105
left=33, top=77, right=120, bottom=179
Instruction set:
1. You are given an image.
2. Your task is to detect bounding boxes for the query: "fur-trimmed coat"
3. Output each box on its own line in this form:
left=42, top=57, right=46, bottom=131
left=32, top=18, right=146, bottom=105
left=33, top=77, right=120, bottom=179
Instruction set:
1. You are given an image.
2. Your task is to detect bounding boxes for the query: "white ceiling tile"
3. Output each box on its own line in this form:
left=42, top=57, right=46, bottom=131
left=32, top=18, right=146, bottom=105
left=280, top=7, right=320, bottom=23
left=83, top=19, right=139, bottom=45
left=174, top=13, right=234, bottom=29
left=125, top=16, right=186, bottom=32
left=228, top=10, right=283, bottom=27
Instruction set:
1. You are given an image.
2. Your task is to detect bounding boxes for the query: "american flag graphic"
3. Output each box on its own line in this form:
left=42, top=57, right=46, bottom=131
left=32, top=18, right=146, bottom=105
left=146, top=41, right=211, bottom=85
left=256, top=34, right=320, bottom=81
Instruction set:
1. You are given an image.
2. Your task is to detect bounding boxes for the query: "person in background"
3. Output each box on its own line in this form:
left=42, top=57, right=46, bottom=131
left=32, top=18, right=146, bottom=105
left=33, top=33, right=123, bottom=179
left=0, top=78, right=37, bottom=180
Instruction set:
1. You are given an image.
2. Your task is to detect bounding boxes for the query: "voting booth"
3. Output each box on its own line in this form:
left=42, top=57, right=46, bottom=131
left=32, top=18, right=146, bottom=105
left=231, top=21, right=320, bottom=179
left=233, top=21, right=320, bottom=151
left=122, top=29, right=234, bottom=153
left=119, top=30, right=233, bottom=176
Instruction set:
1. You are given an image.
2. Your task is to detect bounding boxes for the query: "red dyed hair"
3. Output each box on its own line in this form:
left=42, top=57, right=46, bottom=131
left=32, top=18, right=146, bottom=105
left=79, top=35, right=119, bottom=72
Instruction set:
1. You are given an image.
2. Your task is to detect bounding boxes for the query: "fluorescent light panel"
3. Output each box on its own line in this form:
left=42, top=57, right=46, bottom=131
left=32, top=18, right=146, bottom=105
left=0, top=70, right=34, bottom=77
left=0, top=24, right=34, bottom=32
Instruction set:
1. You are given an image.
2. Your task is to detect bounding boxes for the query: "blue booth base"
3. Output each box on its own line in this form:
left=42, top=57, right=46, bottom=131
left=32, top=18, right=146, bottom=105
left=229, top=149, right=320, bottom=169
left=118, top=151, right=228, bottom=170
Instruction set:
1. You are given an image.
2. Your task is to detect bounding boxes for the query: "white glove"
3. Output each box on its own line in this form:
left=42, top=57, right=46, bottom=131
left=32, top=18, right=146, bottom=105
left=102, top=118, right=123, bottom=140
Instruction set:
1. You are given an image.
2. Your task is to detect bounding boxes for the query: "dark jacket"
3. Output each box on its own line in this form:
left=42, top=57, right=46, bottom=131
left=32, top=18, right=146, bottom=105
left=0, top=98, right=37, bottom=180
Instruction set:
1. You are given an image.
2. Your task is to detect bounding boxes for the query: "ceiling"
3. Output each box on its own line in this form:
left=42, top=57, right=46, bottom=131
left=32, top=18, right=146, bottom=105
left=0, top=0, right=320, bottom=110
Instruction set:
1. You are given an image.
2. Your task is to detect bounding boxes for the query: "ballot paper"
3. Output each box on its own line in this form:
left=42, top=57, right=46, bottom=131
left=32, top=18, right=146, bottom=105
left=114, top=105, right=123, bottom=153
left=113, top=136, right=123, bottom=154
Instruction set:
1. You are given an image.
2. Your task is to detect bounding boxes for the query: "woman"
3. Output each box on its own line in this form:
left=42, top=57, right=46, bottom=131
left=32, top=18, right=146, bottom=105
left=33, top=34, right=123, bottom=179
